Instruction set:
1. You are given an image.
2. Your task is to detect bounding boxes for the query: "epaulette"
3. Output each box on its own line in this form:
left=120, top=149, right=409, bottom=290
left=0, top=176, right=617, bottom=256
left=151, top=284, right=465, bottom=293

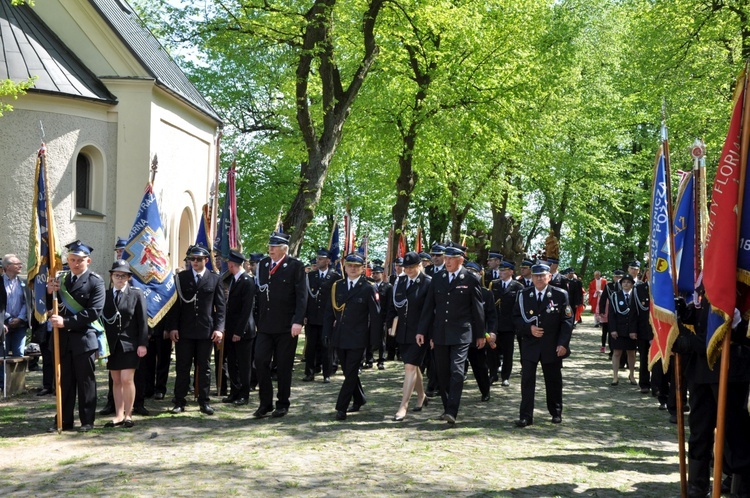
left=89, top=272, right=103, bottom=281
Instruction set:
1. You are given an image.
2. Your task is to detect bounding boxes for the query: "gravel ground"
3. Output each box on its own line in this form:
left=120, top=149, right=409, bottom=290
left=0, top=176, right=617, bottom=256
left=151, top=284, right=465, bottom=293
left=0, top=314, right=684, bottom=497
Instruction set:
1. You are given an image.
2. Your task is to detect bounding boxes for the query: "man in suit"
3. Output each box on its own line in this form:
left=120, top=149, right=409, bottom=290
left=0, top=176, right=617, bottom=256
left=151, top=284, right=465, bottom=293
left=166, top=244, right=226, bottom=415
left=490, top=260, right=524, bottom=387
left=516, top=259, right=534, bottom=288
left=513, top=263, right=574, bottom=427
left=629, top=261, right=653, bottom=394
left=253, top=231, right=307, bottom=419
left=303, top=248, right=340, bottom=383
left=222, top=250, right=256, bottom=406
left=563, top=268, right=584, bottom=326
left=465, top=262, right=495, bottom=402
left=424, top=244, right=445, bottom=277
left=482, top=251, right=502, bottom=288
left=417, top=242, right=485, bottom=425
left=46, top=241, right=105, bottom=432
left=324, top=253, right=382, bottom=420
left=0, top=254, right=32, bottom=391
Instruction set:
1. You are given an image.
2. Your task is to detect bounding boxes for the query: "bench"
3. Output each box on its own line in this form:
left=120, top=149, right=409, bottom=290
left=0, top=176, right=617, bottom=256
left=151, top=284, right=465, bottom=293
left=1, top=356, right=31, bottom=396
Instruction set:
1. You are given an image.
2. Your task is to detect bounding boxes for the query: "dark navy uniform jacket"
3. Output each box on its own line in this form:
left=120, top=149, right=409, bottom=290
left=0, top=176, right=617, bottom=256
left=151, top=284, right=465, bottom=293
left=513, top=285, right=574, bottom=364
left=323, top=277, right=382, bottom=350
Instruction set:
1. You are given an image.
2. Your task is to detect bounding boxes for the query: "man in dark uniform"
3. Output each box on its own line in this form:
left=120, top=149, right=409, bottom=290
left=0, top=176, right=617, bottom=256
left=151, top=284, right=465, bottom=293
left=324, top=253, right=382, bottom=420
left=366, top=263, right=392, bottom=369
left=563, top=268, right=584, bottom=326
left=547, top=257, right=564, bottom=288
left=629, top=261, right=653, bottom=394
left=490, top=260, right=524, bottom=387
left=674, top=295, right=750, bottom=497
left=167, top=244, right=226, bottom=415
left=47, top=240, right=105, bottom=432
left=253, top=231, right=307, bottom=418
left=303, top=248, right=340, bottom=383
left=417, top=242, right=485, bottom=425
left=512, top=263, right=573, bottom=427
left=222, top=250, right=256, bottom=406
left=465, top=262, right=495, bottom=401
left=482, top=251, right=502, bottom=288
left=419, top=252, right=432, bottom=274
left=424, top=244, right=445, bottom=277
left=389, top=257, right=404, bottom=285
left=515, top=259, right=533, bottom=288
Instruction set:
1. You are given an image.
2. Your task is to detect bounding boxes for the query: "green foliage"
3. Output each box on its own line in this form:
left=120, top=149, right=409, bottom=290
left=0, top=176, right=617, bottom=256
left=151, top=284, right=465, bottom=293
left=0, top=78, right=34, bottom=117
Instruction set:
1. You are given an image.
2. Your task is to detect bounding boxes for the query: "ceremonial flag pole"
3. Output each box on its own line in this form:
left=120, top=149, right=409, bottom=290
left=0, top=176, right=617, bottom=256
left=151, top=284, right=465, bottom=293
left=27, top=140, right=63, bottom=430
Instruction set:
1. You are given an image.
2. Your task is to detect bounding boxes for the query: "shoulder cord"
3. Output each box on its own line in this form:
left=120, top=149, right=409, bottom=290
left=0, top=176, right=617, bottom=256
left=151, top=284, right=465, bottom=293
left=610, top=291, right=631, bottom=315
left=306, top=273, right=320, bottom=299
left=516, top=292, right=539, bottom=326
left=632, top=286, right=649, bottom=311
left=174, top=274, right=198, bottom=304
left=331, top=281, right=345, bottom=314
left=101, top=291, right=122, bottom=327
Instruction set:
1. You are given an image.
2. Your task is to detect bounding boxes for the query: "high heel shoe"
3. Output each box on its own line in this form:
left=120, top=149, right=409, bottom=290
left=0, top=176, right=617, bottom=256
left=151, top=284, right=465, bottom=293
left=610, top=380, right=619, bottom=386
left=628, top=376, right=637, bottom=385
left=412, top=397, right=428, bottom=412
left=393, top=413, right=406, bottom=421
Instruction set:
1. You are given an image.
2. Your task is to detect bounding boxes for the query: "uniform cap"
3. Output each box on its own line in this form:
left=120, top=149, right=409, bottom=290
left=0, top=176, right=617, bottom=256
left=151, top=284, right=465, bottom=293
left=268, top=231, right=290, bottom=246
left=227, top=249, right=246, bottom=264
left=531, top=263, right=551, bottom=275
left=402, top=252, right=421, bottom=267
left=65, top=240, right=93, bottom=257
left=109, top=259, right=132, bottom=274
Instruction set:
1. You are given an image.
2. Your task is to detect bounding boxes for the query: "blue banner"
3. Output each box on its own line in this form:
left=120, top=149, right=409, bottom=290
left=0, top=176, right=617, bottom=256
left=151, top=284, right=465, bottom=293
left=195, top=204, right=215, bottom=272
left=329, top=222, right=341, bottom=274
left=673, top=172, right=695, bottom=294
left=122, top=184, right=177, bottom=328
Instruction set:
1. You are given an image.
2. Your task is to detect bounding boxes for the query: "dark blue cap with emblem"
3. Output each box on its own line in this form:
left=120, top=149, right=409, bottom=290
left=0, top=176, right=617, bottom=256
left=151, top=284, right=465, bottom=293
left=613, top=269, right=625, bottom=276
left=316, top=248, right=331, bottom=258
left=114, top=237, right=127, bottom=249
left=520, top=259, right=533, bottom=268
left=546, top=257, right=559, bottom=265
left=372, top=265, right=384, bottom=273
left=66, top=240, right=93, bottom=256
left=444, top=242, right=467, bottom=257
left=403, top=252, right=420, bottom=267
left=394, top=257, right=404, bottom=265
left=502, top=260, right=516, bottom=270
left=419, top=252, right=432, bottom=262
left=531, top=263, right=551, bottom=275
left=344, top=253, right=365, bottom=265
left=249, top=252, right=264, bottom=262
left=187, top=244, right=210, bottom=258
left=228, top=249, right=246, bottom=264
left=430, top=244, right=445, bottom=255
left=465, top=261, right=482, bottom=272
left=488, top=251, right=502, bottom=260
left=268, top=231, right=290, bottom=246
left=628, top=260, right=641, bottom=269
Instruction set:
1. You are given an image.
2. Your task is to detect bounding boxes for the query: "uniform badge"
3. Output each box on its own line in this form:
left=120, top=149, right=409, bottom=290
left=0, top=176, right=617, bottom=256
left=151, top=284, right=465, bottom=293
left=546, top=291, right=552, bottom=298
left=529, top=310, right=534, bottom=315
left=619, top=301, right=624, bottom=305
left=565, top=305, right=572, bottom=317
left=283, top=263, right=288, bottom=268
left=265, top=262, right=269, bottom=268
left=459, top=274, right=465, bottom=280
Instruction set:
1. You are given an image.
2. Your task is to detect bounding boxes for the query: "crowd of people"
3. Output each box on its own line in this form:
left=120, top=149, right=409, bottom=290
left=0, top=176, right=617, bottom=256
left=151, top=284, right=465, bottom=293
left=3, top=232, right=750, bottom=497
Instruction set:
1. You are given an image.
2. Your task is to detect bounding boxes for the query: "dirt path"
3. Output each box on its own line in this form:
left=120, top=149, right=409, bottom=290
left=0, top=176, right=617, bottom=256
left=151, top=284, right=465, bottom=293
left=0, top=314, right=682, bottom=497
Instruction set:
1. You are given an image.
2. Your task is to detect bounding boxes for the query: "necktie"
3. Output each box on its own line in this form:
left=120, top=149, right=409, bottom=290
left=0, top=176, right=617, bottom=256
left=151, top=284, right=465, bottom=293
left=407, top=279, right=413, bottom=289
left=526, top=279, right=531, bottom=287
left=537, top=292, right=543, bottom=303
left=271, top=262, right=277, bottom=271
left=449, top=273, right=455, bottom=283
left=503, top=282, right=507, bottom=290
left=349, top=280, right=354, bottom=291
left=196, top=273, right=202, bottom=285
left=114, top=290, right=121, bottom=305
left=70, top=275, right=78, bottom=285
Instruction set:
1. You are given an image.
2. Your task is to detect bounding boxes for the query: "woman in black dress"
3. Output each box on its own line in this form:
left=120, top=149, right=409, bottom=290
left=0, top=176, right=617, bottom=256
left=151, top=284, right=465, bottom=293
left=102, top=260, right=148, bottom=427
left=387, top=252, right=432, bottom=421
left=607, top=273, right=638, bottom=386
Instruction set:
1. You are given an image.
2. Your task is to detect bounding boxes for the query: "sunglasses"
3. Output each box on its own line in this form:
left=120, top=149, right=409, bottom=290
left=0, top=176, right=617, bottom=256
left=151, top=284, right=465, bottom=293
left=187, top=257, right=205, bottom=262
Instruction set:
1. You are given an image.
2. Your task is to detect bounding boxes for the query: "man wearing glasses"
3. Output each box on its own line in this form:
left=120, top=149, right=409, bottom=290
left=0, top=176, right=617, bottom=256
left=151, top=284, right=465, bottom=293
left=166, top=244, right=225, bottom=415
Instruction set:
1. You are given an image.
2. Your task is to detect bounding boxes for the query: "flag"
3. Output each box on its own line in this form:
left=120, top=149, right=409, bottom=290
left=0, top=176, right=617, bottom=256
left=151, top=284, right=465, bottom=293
left=215, top=165, right=241, bottom=270
left=397, top=232, right=407, bottom=258
left=704, top=69, right=749, bottom=368
left=343, top=207, right=356, bottom=256
left=415, top=226, right=423, bottom=254
left=648, top=143, right=678, bottom=371
left=673, top=171, right=696, bottom=294
left=27, top=143, right=63, bottom=322
left=358, top=234, right=370, bottom=277
left=328, top=221, right=341, bottom=274
left=195, top=204, right=216, bottom=272
left=122, top=183, right=177, bottom=328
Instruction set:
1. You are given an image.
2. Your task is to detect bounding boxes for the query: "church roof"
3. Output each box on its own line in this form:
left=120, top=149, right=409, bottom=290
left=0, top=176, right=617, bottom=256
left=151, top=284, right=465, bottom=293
left=88, top=0, right=222, bottom=123
left=0, top=0, right=117, bottom=103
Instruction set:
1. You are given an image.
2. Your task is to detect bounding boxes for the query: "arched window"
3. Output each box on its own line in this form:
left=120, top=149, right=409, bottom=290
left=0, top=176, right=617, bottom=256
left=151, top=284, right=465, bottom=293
left=73, top=146, right=106, bottom=219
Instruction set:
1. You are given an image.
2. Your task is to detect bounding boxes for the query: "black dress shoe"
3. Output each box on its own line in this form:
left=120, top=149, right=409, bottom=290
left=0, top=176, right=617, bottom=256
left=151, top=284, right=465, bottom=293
left=48, top=424, right=74, bottom=433
left=200, top=403, right=215, bottom=415
left=253, top=406, right=273, bottom=418
left=335, top=410, right=347, bottom=421
left=669, top=413, right=678, bottom=424
left=425, top=390, right=437, bottom=398
left=153, top=392, right=165, bottom=400
left=233, top=397, right=249, bottom=406
left=302, top=374, right=315, bottom=382
left=271, top=407, right=288, bottom=418
left=122, top=419, right=135, bottom=428
left=104, top=420, right=124, bottom=428
left=132, top=406, right=150, bottom=416
left=323, top=377, right=331, bottom=383
left=221, top=395, right=237, bottom=403
left=99, top=405, right=115, bottom=416
left=363, top=362, right=373, bottom=369
left=170, top=405, right=185, bottom=414
left=551, top=416, right=562, bottom=424
left=481, top=394, right=491, bottom=402
left=347, top=402, right=365, bottom=413
left=78, top=424, right=94, bottom=432
left=444, top=413, right=456, bottom=425
left=515, top=418, right=532, bottom=428
left=37, top=388, right=53, bottom=396
left=393, top=414, right=405, bottom=421
left=377, top=363, right=385, bottom=370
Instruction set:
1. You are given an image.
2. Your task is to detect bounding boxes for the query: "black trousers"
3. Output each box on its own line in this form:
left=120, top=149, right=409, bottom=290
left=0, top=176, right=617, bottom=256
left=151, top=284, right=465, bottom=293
left=688, top=381, right=750, bottom=473
left=40, top=336, right=54, bottom=391
left=467, top=345, right=490, bottom=397
left=226, top=336, right=254, bottom=399
left=255, top=332, right=298, bottom=410
left=335, top=347, right=366, bottom=412
left=173, top=338, right=213, bottom=405
left=519, top=358, right=563, bottom=421
left=433, top=343, right=470, bottom=418
left=59, top=350, right=97, bottom=427
left=425, top=348, right=439, bottom=392
left=497, top=331, right=516, bottom=381
left=637, top=338, right=651, bottom=389
left=143, top=325, right=172, bottom=397
left=304, top=324, right=330, bottom=377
